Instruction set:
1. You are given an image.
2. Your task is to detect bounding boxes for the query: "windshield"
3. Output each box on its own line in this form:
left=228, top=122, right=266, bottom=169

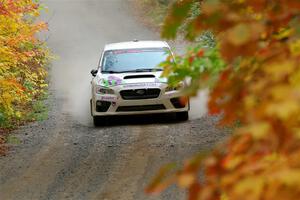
left=101, top=48, right=170, bottom=73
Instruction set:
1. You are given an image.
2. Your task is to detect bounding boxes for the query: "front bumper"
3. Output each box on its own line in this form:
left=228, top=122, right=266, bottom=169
left=91, top=84, right=189, bottom=116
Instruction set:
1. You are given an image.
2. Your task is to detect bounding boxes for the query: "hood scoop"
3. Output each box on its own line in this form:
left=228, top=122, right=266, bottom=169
left=124, top=74, right=155, bottom=79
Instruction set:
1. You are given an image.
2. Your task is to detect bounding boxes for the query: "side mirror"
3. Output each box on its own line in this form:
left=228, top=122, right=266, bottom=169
left=91, top=69, right=98, bottom=77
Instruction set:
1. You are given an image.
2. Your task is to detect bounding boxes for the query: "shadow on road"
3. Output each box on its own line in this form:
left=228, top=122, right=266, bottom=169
left=95, top=113, right=186, bottom=127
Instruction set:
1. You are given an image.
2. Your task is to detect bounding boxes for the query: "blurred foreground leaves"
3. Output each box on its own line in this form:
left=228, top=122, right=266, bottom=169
left=147, top=0, right=300, bottom=199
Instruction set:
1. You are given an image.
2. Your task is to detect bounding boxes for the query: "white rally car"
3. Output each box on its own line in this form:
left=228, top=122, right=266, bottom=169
left=90, top=40, right=189, bottom=126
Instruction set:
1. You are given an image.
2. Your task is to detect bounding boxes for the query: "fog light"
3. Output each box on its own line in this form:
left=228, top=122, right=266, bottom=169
left=171, top=97, right=188, bottom=108
left=96, top=101, right=111, bottom=112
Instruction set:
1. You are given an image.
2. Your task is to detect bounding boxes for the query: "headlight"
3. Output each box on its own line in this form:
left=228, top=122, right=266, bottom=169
left=95, top=86, right=114, bottom=94
left=165, top=82, right=184, bottom=92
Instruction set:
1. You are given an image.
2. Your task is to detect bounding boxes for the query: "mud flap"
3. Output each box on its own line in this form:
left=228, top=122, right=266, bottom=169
left=90, top=99, right=93, bottom=116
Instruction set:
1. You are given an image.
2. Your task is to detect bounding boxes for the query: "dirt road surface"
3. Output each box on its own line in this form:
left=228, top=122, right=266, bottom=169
left=0, top=1, right=228, bottom=199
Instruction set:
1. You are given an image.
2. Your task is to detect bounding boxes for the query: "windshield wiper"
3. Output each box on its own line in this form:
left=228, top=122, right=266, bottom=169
left=102, top=68, right=163, bottom=74
left=101, top=70, right=122, bottom=74
left=120, top=68, right=163, bottom=73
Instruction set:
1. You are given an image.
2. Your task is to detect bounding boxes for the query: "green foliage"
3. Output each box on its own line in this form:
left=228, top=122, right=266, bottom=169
left=194, top=31, right=216, bottom=48
left=27, top=99, right=49, bottom=122
left=161, top=45, right=225, bottom=95
left=6, top=135, right=20, bottom=145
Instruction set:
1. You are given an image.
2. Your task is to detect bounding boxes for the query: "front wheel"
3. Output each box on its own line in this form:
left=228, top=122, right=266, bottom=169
left=176, top=111, right=189, bottom=121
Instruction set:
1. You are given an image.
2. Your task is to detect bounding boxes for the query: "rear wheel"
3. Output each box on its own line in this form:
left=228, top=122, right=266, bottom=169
left=176, top=111, right=189, bottom=121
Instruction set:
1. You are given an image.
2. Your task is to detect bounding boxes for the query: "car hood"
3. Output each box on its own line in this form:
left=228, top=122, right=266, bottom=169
left=94, top=71, right=168, bottom=87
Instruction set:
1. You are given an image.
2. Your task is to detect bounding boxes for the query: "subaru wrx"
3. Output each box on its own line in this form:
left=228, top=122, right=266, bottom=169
left=90, top=40, right=189, bottom=126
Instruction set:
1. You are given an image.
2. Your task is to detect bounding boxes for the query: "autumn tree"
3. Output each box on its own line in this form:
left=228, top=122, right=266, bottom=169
left=0, top=0, right=50, bottom=155
left=147, top=0, right=300, bottom=199
left=0, top=0, right=49, bottom=127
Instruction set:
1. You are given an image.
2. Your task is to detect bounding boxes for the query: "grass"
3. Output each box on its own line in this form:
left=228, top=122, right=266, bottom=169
left=0, top=91, right=49, bottom=156
left=26, top=92, right=49, bottom=122
left=6, top=135, right=21, bottom=145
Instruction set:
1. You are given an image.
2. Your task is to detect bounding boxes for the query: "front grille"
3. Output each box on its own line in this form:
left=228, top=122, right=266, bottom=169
left=120, top=89, right=161, bottom=100
left=124, top=74, right=155, bottom=79
left=116, top=104, right=166, bottom=112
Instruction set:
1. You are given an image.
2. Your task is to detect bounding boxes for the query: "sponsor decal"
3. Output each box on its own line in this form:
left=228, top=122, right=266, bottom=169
left=100, top=96, right=118, bottom=101
left=98, top=76, right=124, bottom=87
left=123, top=82, right=158, bottom=88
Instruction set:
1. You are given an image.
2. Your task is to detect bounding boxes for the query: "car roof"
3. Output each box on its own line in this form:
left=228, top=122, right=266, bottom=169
left=104, top=40, right=170, bottom=51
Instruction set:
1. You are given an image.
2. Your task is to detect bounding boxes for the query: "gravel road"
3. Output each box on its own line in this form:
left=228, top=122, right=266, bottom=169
left=0, top=1, right=228, bottom=200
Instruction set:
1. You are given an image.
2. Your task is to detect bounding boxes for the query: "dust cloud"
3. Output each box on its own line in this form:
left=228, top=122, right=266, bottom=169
left=41, top=1, right=105, bottom=126
left=51, top=58, right=95, bottom=126
left=189, top=89, right=209, bottom=119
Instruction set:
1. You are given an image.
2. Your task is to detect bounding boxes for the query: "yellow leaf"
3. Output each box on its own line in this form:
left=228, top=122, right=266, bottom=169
left=234, top=176, right=264, bottom=200
left=40, top=83, right=48, bottom=88
left=289, top=39, right=300, bottom=56
left=270, top=85, right=292, bottom=101
left=272, top=169, right=300, bottom=186
left=237, top=122, right=270, bottom=140
left=266, top=100, right=299, bottom=120
left=221, top=193, right=229, bottom=200
left=226, top=156, right=244, bottom=170
left=177, top=172, right=196, bottom=188
left=15, top=111, right=22, bottom=119
left=274, top=28, right=293, bottom=40
left=263, top=61, right=295, bottom=81
left=227, top=24, right=251, bottom=46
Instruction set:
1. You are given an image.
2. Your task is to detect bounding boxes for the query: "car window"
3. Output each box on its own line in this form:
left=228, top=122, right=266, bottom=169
left=101, top=48, right=170, bottom=72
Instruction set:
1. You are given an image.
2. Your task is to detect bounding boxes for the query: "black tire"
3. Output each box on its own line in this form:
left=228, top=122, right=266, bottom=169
left=93, top=116, right=106, bottom=127
left=176, top=111, right=189, bottom=121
